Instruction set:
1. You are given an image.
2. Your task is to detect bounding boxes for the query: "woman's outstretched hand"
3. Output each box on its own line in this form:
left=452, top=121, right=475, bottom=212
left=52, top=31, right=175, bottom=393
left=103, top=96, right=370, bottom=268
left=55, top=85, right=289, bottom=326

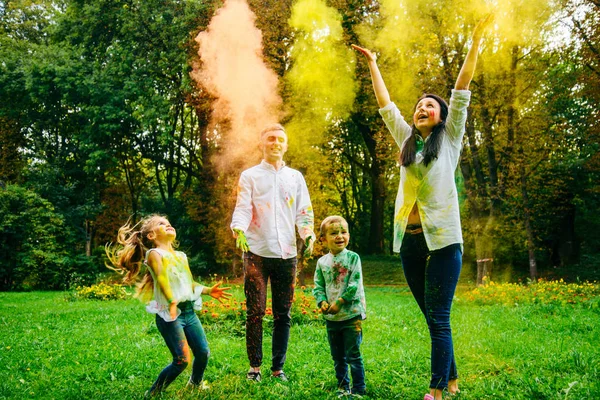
left=472, top=13, right=494, bottom=41
left=351, top=44, right=377, bottom=63
left=454, top=13, right=494, bottom=90
left=351, top=44, right=391, bottom=108
left=208, top=282, right=232, bottom=303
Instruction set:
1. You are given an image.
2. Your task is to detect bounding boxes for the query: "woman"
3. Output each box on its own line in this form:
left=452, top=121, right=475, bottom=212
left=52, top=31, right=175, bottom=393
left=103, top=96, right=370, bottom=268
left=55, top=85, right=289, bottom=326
left=353, top=15, right=493, bottom=400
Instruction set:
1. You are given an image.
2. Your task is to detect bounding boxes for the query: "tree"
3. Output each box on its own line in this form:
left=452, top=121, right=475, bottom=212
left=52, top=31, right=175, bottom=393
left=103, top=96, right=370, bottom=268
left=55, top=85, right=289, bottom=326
left=0, top=184, right=68, bottom=290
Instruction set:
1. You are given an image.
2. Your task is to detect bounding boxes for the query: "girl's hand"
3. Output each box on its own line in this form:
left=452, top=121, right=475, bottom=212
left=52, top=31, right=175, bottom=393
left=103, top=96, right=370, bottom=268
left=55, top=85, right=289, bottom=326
left=472, top=13, right=494, bottom=41
left=208, top=282, right=232, bottom=303
left=351, top=44, right=377, bottom=63
left=169, top=301, right=178, bottom=320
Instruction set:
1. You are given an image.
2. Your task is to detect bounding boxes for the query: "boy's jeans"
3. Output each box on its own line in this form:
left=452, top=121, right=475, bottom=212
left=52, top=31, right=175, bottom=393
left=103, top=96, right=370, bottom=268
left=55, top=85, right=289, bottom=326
left=244, top=252, right=297, bottom=371
left=326, top=316, right=366, bottom=394
left=149, top=301, right=210, bottom=394
left=400, top=232, right=462, bottom=390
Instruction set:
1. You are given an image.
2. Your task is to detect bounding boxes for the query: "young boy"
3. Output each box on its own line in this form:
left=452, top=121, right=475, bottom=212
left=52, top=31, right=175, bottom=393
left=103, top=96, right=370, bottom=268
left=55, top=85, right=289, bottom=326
left=313, top=216, right=366, bottom=397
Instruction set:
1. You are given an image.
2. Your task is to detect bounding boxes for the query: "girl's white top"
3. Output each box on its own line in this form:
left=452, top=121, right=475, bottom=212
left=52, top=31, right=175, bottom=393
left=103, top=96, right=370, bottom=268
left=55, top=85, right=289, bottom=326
left=379, top=90, right=471, bottom=252
left=144, top=248, right=204, bottom=322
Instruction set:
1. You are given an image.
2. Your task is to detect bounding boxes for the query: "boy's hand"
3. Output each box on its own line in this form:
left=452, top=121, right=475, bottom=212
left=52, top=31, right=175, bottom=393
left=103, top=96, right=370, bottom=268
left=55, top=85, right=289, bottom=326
left=319, top=301, right=330, bottom=313
left=208, top=282, right=232, bottom=303
left=169, top=301, right=178, bottom=320
left=351, top=44, right=377, bottom=62
left=304, top=235, right=315, bottom=257
left=327, top=299, right=343, bottom=315
left=233, top=228, right=250, bottom=252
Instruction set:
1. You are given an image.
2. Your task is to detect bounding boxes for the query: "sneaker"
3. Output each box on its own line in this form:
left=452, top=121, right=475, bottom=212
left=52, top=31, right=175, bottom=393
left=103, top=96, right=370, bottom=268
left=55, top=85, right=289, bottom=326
left=336, top=389, right=351, bottom=398
left=271, top=371, right=288, bottom=382
left=351, top=389, right=366, bottom=398
left=187, top=380, right=210, bottom=391
left=424, top=394, right=435, bottom=400
left=246, top=370, right=262, bottom=382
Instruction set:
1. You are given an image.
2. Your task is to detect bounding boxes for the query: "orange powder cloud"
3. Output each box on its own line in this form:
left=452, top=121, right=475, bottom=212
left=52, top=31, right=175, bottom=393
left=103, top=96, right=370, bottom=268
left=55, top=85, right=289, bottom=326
left=192, top=0, right=282, bottom=170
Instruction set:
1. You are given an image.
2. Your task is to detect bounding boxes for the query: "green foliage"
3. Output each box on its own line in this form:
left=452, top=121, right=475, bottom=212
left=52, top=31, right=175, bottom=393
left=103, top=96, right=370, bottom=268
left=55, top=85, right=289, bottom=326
left=1, top=0, right=599, bottom=288
left=0, top=184, right=69, bottom=290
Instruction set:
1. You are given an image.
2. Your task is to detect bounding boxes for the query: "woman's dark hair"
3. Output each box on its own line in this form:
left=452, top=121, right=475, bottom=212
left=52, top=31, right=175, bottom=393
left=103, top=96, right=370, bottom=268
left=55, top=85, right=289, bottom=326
left=400, top=93, right=449, bottom=167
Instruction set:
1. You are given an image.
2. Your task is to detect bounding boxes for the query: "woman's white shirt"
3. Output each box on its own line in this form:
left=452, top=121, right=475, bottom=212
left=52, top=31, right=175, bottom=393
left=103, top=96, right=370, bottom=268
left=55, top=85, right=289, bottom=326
left=379, top=90, right=471, bottom=252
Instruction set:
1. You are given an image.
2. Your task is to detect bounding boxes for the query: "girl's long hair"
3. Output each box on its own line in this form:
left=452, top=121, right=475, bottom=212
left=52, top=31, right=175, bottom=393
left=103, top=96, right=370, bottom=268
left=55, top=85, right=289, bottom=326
left=400, top=93, right=449, bottom=167
left=105, top=214, right=164, bottom=300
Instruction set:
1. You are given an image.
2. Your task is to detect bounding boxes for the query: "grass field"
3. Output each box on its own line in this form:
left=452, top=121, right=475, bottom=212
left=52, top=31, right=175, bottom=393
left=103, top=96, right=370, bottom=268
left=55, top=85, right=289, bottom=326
left=1, top=283, right=599, bottom=400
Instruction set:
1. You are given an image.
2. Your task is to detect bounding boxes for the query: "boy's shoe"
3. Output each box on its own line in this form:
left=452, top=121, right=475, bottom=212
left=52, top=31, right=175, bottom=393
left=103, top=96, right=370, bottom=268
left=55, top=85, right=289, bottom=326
left=246, top=370, right=262, bottom=382
left=271, top=371, right=288, bottom=381
left=336, top=389, right=351, bottom=398
left=351, top=389, right=366, bottom=398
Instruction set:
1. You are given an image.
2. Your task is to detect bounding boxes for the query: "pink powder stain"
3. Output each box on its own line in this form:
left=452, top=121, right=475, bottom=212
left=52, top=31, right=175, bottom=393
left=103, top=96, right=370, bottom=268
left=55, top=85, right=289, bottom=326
left=429, top=109, right=435, bottom=119
left=192, top=0, right=282, bottom=171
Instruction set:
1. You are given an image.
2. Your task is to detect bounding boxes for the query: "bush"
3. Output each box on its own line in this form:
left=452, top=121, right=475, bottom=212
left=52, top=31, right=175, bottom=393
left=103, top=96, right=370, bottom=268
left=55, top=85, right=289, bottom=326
left=0, top=184, right=69, bottom=290
left=69, top=283, right=130, bottom=301
left=461, top=278, right=600, bottom=308
left=197, top=284, right=322, bottom=329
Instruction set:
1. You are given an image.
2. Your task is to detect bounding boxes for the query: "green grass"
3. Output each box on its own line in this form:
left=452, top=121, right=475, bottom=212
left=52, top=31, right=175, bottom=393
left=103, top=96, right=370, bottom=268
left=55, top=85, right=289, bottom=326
left=1, top=288, right=599, bottom=399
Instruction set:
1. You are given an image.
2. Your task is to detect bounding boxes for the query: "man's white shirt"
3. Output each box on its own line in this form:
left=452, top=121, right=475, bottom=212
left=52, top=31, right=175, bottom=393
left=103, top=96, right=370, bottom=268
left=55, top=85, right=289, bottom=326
left=231, top=160, right=315, bottom=259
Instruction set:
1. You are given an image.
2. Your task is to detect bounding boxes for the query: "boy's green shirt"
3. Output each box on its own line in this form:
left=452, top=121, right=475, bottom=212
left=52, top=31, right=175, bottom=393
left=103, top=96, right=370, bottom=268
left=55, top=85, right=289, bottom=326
left=313, top=248, right=367, bottom=321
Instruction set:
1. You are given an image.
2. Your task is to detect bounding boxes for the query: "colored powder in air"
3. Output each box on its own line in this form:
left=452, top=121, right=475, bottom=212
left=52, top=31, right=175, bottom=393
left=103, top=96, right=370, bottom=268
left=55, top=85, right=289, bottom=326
left=192, top=0, right=282, bottom=171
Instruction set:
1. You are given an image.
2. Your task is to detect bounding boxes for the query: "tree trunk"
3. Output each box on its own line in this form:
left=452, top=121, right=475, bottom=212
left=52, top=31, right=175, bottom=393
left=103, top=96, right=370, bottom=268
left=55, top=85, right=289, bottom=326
left=473, top=214, right=495, bottom=285
left=520, top=163, right=538, bottom=281
left=85, top=219, right=94, bottom=257
left=367, top=162, right=385, bottom=254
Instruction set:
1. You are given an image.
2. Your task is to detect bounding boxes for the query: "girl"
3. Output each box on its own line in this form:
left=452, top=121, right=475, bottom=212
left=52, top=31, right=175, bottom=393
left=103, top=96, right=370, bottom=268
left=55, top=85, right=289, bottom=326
left=107, top=214, right=231, bottom=397
left=353, top=15, right=493, bottom=400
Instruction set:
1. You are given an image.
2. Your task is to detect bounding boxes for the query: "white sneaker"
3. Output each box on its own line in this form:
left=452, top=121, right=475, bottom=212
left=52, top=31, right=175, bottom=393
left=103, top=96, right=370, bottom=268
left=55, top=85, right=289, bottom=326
left=187, top=379, right=210, bottom=391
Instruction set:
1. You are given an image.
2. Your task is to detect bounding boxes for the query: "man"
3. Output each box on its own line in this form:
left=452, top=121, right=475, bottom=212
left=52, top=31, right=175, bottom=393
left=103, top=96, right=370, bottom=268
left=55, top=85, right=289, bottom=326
left=230, top=123, right=315, bottom=382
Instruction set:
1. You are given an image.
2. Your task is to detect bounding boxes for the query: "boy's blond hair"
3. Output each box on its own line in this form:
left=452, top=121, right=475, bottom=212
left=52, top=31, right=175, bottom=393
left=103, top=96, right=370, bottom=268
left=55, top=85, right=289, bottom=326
left=319, top=215, right=349, bottom=238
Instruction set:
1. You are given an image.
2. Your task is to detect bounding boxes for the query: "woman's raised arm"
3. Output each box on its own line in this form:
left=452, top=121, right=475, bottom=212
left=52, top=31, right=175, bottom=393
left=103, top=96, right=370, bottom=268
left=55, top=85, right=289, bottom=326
left=352, top=45, right=392, bottom=108
left=455, top=14, right=494, bottom=91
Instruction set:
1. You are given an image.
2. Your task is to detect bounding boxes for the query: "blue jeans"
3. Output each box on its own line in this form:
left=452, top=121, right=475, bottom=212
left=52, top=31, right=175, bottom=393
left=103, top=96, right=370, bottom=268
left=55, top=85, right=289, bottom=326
left=244, top=252, right=297, bottom=371
left=400, top=232, right=462, bottom=390
left=326, top=316, right=366, bottom=394
left=149, top=301, right=210, bottom=394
